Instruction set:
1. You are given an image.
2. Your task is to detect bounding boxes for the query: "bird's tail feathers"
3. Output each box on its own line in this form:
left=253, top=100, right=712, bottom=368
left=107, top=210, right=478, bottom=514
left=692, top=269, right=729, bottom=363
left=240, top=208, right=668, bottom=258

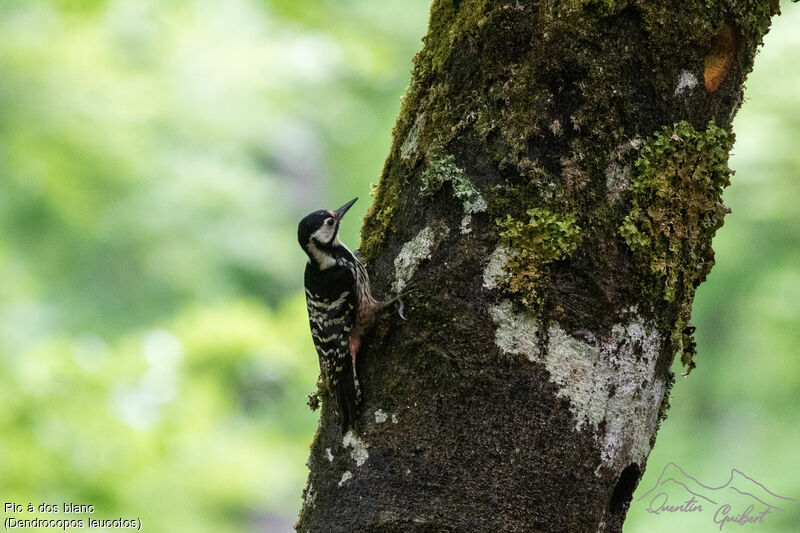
left=334, top=369, right=361, bottom=432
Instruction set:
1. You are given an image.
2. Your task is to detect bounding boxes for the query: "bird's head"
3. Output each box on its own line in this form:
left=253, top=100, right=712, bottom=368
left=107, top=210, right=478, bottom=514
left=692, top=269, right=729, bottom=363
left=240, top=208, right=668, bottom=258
left=298, top=197, right=357, bottom=263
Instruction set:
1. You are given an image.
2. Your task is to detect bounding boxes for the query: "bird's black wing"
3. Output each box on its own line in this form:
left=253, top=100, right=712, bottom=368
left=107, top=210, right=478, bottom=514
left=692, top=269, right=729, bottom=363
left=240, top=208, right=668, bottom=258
left=304, top=267, right=360, bottom=428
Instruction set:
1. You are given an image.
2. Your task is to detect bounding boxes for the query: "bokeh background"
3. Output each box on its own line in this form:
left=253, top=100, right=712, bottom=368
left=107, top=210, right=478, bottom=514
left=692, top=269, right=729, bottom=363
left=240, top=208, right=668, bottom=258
left=0, top=1, right=796, bottom=532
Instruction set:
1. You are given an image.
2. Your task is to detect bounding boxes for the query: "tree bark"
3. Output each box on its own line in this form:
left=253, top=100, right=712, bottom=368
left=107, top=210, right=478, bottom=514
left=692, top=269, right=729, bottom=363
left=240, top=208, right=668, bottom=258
left=296, top=1, right=779, bottom=531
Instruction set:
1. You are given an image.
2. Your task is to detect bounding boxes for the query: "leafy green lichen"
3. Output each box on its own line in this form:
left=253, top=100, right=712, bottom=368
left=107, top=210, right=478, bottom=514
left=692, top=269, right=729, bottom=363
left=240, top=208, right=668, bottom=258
left=420, top=155, right=462, bottom=197
left=421, top=155, right=487, bottom=233
left=620, top=120, right=733, bottom=373
left=494, top=208, right=581, bottom=309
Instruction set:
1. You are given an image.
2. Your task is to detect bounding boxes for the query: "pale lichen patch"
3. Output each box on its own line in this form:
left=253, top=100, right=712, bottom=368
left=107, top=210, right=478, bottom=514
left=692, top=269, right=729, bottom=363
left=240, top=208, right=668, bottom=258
left=489, top=303, right=665, bottom=471
left=459, top=191, right=488, bottom=234
left=605, top=137, right=643, bottom=203
left=393, top=224, right=450, bottom=293
left=674, top=70, right=698, bottom=95
left=302, top=483, right=317, bottom=509
left=342, top=430, right=369, bottom=467
left=488, top=300, right=541, bottom=361
left=483, top=245, right=511, bottom=289
left=374, top=409, right=388, bottom=423
left=326, top=448, right=334, bottom=462
left=548, top=316, right=664, bottom=470
left=338, top=471, right=352, bottom=487
left=391, top=414, right=398, bottom=424
left=401, top=113, right=426, bottom=161
left=595, top=319, right=666, bottom=471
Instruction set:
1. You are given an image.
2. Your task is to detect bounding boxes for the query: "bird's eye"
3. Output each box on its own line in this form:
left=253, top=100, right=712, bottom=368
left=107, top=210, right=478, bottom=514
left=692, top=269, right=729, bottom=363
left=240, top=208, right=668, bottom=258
left=326, top=219, right=334, bottom=226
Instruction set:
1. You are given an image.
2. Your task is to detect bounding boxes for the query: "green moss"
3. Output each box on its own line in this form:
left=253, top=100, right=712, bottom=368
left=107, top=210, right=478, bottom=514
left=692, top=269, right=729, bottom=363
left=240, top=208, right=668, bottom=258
left=705, top=0, right=779, bottom=41
left=360, top=0, right=775, bottom=295
left=417, top=0, right=493, bottom=78
left=483, top=182, right=548, bottom=222
left=360, top=164, right=402, bottom=264
left=587, top=0, right=615, bottom=16
left=495, top=208, right=581, bottom=309
left=307, top=392, right=321, bottom=411
left=620, top=120, right=733, bottom=373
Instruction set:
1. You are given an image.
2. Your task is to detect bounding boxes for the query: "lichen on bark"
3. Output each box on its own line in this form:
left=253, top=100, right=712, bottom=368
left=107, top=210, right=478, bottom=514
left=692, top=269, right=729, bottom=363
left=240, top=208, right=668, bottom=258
left=620, top=120, right=733, bottom=372
left=392, top=222, right=450, bottom=293
left=493, top=208, right=581, bottom=309
left=420, top=155, right=487, bottom=233
left=300, top=1, right=780, bottom=531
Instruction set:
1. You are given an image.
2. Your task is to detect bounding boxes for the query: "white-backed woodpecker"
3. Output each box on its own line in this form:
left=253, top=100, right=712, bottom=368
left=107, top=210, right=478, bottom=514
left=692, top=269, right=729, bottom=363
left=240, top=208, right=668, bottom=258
left=298, top=197, right=391, bottom=431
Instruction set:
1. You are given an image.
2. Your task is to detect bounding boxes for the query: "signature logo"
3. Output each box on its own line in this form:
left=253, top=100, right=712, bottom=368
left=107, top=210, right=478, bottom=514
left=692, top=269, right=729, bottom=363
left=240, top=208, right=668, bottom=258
left=636, top=462, right=795, bottom=530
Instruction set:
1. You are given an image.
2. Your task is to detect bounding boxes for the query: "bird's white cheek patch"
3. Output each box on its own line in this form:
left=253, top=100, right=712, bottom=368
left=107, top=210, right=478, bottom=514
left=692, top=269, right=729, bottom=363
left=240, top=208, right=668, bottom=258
left=312, top=224, right=336, bottom=243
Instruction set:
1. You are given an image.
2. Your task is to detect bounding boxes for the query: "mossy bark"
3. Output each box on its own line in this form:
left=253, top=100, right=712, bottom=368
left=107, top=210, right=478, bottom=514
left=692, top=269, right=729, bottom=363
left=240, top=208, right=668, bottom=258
left=296, top=1, right=779, bottom=531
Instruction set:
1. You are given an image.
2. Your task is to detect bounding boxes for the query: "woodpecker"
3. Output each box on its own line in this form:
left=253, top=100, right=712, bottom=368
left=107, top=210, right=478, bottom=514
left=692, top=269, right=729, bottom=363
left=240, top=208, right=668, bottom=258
left=298, top=197, right=400, bottom=430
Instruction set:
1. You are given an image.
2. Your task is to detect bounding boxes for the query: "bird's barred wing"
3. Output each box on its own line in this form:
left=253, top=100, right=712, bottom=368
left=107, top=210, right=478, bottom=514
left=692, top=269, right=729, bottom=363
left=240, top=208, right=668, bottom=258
left=305, top=288, right=356, bottom=384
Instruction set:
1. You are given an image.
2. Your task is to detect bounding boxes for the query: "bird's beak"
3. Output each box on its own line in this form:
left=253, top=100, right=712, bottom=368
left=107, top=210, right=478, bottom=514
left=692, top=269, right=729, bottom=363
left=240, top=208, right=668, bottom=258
left=334, top=197, right=358, bottom=220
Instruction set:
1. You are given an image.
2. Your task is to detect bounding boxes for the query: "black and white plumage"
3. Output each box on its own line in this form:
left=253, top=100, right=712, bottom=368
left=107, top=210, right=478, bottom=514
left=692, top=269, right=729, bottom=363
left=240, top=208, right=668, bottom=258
left=298, top=197, right=381, bottom=430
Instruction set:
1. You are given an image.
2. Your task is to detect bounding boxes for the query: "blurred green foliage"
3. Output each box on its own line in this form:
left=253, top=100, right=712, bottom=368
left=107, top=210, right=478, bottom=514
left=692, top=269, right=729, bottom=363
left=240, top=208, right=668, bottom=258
left=0, top=1, right=797, bottom=532
left=0, top=0, right=429, bottom=531
left=627, top=5, right=800, bottom=531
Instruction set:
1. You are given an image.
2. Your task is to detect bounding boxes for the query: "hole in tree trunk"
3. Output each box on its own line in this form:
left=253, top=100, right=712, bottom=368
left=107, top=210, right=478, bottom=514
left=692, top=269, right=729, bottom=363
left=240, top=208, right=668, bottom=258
left=609, top=463, right=641, bottom=518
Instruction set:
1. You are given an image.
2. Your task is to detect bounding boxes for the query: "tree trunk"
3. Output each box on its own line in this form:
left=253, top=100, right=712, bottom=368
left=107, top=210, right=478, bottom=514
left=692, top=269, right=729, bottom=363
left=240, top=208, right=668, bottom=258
left=296, top=1, right=779, bottom=531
